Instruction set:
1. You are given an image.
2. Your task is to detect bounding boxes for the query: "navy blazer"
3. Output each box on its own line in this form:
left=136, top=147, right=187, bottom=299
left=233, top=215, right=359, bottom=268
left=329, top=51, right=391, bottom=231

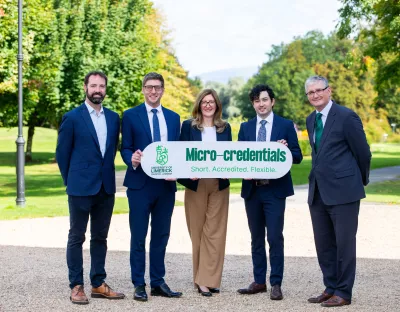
left=306, top=101, right=371, bottom=205
left=56, top=103, right=120, bottom=196
left=120, top=103, right=180, bottom=191
left=238, top=114, right=302, bottom=200
left=177, top=119, right=232, bottom=192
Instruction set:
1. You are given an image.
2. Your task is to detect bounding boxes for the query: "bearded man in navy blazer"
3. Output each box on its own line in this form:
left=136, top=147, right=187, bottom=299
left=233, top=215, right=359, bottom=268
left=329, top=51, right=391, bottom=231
left=121, top=72, right=182, bottom=302
left=56, top=71, right=124, bottom=305
left=305, top=76, right=371, bottom=307
left=237, top=84, right=302, bottom=300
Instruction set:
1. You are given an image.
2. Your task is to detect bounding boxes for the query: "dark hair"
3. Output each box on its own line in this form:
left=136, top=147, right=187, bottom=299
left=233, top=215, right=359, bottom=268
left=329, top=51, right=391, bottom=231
left=249, top=84, right=275, bottom=102
left=84, top=71, right=108, bottom=86
left=142, top=72, right=164, bottom=88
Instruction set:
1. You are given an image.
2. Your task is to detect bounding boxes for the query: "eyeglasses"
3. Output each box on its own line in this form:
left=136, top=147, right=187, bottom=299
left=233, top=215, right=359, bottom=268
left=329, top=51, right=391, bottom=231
left=306, top=86, right=329, bottom=97
left=201, top=100, right=216, bottom=106
left=144, top=85, right=163, bottom=92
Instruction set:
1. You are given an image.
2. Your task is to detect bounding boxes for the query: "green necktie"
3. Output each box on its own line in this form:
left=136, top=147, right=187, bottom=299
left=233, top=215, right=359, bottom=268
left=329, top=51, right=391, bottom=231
left=314, top=112, right=323, bottom=152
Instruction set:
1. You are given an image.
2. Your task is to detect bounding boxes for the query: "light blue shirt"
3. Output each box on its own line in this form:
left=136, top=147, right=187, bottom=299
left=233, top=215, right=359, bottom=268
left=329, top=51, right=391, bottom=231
left=85, top=102, right=107, bottom=157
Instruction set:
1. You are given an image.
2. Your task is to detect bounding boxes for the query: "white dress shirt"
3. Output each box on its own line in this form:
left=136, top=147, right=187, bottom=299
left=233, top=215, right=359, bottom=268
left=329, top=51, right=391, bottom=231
left=256, top=111, right=274, bottom=142
left=85, top=102, right=107, bottom=157
left=313, top=100, right=333, bottom=142
left=145, top=102, right=168, bottom=142
left=201, top=126, right=217, bottom=142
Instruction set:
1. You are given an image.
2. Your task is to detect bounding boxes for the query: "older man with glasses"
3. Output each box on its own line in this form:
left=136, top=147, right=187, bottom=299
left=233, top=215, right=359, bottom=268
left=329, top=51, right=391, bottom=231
left=304, top=75, right=371, bottom=307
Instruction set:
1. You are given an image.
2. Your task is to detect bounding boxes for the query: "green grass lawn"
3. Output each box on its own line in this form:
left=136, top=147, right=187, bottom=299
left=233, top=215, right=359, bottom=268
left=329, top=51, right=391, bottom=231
left=364, top=179, right=400, bottom=204
left=1, top=127, right=399, bottom=220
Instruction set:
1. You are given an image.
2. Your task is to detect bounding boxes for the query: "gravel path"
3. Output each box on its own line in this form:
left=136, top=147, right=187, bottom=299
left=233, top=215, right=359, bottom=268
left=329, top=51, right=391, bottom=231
left=0, top=166, right=399, bottom=311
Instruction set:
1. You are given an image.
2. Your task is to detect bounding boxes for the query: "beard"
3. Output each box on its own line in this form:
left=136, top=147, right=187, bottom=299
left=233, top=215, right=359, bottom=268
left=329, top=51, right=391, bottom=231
left=86, top=91, right=105, bottom=105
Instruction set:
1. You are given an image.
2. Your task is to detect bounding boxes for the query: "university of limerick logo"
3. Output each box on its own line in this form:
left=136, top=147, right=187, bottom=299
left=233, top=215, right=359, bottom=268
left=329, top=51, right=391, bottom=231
left=156, top=145, right=168, bottom=166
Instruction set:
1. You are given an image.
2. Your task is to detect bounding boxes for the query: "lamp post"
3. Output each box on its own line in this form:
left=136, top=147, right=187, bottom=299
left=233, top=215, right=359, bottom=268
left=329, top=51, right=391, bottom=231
left=16, top=0, right=26, bottom=207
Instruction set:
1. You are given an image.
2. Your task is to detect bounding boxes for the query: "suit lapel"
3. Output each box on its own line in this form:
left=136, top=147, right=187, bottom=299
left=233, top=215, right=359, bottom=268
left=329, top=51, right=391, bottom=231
left=192, top=126, right=202, bottom=141
left=316, top=103, right=337, bottom=158
left=248, top=117, right=257, bottom=141
left=216, top=129, right=223, bottom=141
left=162, top=107, right=175, bottom=141
left=80, top=104, right=101, bottom=154
left=138, top=104, right=152, bottom=142
left=308, top=111, right=316, bottom=152
left=270, top=114, right=280, bottom=142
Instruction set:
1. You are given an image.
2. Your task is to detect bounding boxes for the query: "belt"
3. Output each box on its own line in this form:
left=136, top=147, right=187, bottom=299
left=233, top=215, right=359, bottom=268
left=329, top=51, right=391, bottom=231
left=254, top=179, right=270, bottom=186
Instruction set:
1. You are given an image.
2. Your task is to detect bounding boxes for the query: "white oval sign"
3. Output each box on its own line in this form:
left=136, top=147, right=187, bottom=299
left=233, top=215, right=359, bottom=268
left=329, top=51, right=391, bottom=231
left=140, top=142, right=293, bottom=179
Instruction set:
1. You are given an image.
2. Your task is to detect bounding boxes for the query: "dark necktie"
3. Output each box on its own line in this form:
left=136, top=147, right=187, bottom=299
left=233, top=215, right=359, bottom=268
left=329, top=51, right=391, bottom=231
left=257, top=120, right=267, bottom=142
left=151, top=109, right=161, bottom=142
left=314, top=112, right=323, bottom=152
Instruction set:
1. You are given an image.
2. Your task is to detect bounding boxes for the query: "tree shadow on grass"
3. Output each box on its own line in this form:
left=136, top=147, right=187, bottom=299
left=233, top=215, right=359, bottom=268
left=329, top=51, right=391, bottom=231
left=0, top=174, right=65, bottom=197
left=0, top=152, right=55, bottom=166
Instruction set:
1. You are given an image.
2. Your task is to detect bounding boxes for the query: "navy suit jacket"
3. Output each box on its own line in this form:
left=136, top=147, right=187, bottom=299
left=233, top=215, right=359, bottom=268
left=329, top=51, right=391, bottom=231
left=120, top=103, right=180, bottom=191
left=177, top=119, right=232, bottom=192
left=306, top=101, right=371, bottom=206
left=238, top=114, right=303, bottom=200
left=56, top=103, right=120, bottom=196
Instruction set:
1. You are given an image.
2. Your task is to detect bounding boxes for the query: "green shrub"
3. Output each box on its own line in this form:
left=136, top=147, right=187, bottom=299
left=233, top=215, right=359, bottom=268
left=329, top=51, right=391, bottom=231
left=387, top=134, right=400, bottom=143
left=299, top=139, right=312, bottom=156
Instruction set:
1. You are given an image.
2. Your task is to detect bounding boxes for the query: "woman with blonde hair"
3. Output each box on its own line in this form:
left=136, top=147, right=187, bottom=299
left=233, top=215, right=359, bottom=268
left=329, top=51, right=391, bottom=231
left=178, top=89, right=231, bottom=297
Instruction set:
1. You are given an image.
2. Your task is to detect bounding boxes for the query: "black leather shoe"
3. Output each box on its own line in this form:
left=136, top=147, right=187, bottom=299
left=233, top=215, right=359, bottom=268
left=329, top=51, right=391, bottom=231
left=133, top=285, right=148, bottom=302
left=197, top=286, right=212, bottom=297
left=270, top=285, right=283, bottom=300
left=151, top=283, right=182, bottom=298
left=208, top=287, right=220, bottom=294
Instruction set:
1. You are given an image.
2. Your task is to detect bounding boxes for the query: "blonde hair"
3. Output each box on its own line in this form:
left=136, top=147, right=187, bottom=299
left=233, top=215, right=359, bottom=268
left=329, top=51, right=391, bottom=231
left=191, top=89, right=227, bottom=133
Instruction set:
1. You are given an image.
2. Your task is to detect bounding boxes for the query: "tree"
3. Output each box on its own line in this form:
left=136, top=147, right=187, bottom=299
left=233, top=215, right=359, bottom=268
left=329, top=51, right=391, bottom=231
left=0, top=0, right=195, bottom=160
left=337, top=0, right=400, bottom=89
left=235, top=31, right=383, bottom=128
left=0, top=0, right=63, bottom=161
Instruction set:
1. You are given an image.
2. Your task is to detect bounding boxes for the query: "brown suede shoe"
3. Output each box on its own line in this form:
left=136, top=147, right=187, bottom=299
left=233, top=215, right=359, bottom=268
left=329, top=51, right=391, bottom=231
left=237, top=282, right=267, bottom=295
left=91, top=282, right=125, bottom=299
left=308, top=291, right=333, bottom=303
left=70, top=285, right=89, bottom=305
left=321, top=295, right=350, bottom=307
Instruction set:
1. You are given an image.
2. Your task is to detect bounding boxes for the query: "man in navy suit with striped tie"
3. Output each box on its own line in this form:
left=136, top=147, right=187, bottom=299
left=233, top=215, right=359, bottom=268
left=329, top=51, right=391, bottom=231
left=237, top=84, right=302, bottom=300
left=120, top=72, right=182, bottom=302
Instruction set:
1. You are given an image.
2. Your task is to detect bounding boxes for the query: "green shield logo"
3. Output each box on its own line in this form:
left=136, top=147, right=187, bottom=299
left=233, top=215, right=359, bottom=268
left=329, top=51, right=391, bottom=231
left=156, top=145, right=168, bottom=166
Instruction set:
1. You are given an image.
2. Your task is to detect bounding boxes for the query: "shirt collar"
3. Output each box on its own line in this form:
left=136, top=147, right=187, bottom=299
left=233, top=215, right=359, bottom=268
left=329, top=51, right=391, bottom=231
left=85, top=101, right=103, bottom=114
left=317, top=100, right=332, bottom=117
left=257, top=111, right=274, bottom=125
left=145, top=102, right=162, bottom=113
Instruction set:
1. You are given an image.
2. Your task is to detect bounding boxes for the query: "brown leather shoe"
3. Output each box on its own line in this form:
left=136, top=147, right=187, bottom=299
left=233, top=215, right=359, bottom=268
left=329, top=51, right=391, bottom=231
left=237, top=282, right=267, bottom=295
left=321, top=295, right=350, bottom=307
left=70, top=285, right=89, bottom=305
left=270, top=285, right=283, bottom=300
left=308, top=291, right=333, bottom=303
left=91, top=282, right=125, bottom=299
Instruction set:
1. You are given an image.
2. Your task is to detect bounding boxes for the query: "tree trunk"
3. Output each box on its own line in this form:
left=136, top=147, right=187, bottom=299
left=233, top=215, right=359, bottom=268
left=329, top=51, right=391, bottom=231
left=25, top=124, right=35, bottom=163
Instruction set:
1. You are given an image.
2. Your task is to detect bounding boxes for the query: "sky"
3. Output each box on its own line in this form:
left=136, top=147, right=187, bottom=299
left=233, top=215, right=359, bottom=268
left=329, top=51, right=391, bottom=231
left=152, top=0, right=342, bottom=76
